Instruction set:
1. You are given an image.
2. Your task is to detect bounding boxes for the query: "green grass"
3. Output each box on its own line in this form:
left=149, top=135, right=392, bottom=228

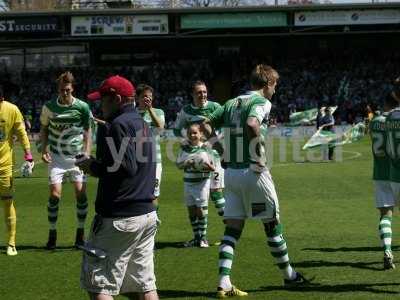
left=1, top=137, right=399, bottom=299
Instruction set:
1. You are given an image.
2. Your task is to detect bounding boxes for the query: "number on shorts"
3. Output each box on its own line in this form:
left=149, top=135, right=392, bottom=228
left=214, top=172, right=219, bottom=181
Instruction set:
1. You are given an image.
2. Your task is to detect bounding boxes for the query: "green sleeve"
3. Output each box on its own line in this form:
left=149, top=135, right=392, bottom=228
left=209, top=105, right=225, bottom=129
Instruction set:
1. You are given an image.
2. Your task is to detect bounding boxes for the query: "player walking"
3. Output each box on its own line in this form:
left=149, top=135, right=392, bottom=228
left=206, top=65, right=310, bottom=297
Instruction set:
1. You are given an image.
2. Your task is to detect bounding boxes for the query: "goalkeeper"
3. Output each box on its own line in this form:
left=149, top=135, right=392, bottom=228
left=176, top=123, right=214, bottom=248
left=0, top=82, right=33, bottom=256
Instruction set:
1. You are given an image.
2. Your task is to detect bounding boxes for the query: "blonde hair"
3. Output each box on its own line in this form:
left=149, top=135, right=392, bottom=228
left=250, top=64, right=279, bottom=89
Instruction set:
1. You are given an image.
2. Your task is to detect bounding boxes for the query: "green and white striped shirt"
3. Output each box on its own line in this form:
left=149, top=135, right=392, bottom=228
left=40, top=97, right=91, bottom=158
left=177, top=143, right=212, bottom=183
left=173, top=101, right=221, bottom=137
left=139, top=108, right=165, bottom=164
left=209, top=91, right=271, bottom=169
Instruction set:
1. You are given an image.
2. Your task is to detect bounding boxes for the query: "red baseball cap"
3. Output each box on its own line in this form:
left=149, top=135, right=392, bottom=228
left=87, top=75, right=135, bottom=101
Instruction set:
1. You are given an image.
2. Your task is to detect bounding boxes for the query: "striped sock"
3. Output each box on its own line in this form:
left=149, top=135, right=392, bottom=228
left=3, top=199, right=16, bottom=247
left=211, top=191, right=225, bottom=216
left=265, top=223, right=296, bottom=280
left=190, top=216, right=200, bottom=241
left=48, top=196, right=59, bottom=230
left=379, top=216, right=392, bottom=253
left=218, top=227, right=242, bottom=290
left=198, top=206, right=208, bottom=240
left=76, top=195, right=88, bottom=229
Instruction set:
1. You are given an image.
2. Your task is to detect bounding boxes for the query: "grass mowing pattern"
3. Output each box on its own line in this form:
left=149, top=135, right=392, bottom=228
left=0, top=137, right=399, bottom=299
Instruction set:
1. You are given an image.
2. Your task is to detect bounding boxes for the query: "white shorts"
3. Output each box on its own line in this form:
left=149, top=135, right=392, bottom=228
left=48, top=153, right=86, bottom=185
left=154, top=163, right=162, bottom=198
left=375, top=181, right=397, bottom=208
left=81, top=212, right=157, bottom=295
left=184, top=179, right=210, bottom=208
left=211, top=159, right=225, bottom=190
left=224, top=168, right=279, bottom=221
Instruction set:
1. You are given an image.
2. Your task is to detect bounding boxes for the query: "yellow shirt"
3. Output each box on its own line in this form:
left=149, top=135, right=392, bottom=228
left=0, top=101, right=30, bottom=174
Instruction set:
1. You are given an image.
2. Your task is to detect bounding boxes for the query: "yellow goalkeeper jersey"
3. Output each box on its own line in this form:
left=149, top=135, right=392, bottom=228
left=0, top=101, right=30, bottom=174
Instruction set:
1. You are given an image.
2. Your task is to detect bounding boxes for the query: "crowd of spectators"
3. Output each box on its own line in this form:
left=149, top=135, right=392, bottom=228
left=1, top=50, right=398, bottom=132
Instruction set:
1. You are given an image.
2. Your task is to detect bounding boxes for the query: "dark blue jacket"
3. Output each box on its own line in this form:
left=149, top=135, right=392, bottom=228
left=90, top=104, right=156, bottom=217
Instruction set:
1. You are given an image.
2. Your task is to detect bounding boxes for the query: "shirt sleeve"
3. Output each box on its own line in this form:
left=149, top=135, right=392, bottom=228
left=173, top=109, right=186, bottom=137
left=81, top=103, right=92, bottom=130
left=13, top=107, right=30, bottom=151
left=90, top=122, right=137, bottom=178
left=248, top=101, right=271, bottom=124
left=40, top=105, right=51, bottom=126
left=209, top=105, right=225, bottom=129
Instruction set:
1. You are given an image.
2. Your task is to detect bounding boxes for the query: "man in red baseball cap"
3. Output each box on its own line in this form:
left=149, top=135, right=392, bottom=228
left=78, top=75, right=159, bottom=300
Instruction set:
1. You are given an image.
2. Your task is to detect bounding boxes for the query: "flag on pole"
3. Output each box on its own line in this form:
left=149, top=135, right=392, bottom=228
left=302, top=122, right=366, bottom=150
left=289, top=106, right=337, bottom=126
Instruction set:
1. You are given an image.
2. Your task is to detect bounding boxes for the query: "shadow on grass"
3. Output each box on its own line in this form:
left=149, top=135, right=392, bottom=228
left=303, top=246, right=400, bottom=253
left=158, top=290, right=215, bottom=298
left=158, top=282, right=399, bottom=298
left=258, top=282, right=399, bottom=294
left=11, top=245, right=77, bottom=252
left=155, top=241, right=185, bottom=250
left=293, top=260, right=383, bottom=271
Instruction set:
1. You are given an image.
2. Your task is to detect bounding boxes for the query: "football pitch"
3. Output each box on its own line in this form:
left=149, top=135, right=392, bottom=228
left=1, top=137, right=399, bottom=300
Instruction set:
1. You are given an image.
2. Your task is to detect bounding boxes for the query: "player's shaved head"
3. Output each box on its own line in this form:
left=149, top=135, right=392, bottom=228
left=191, top=80, right=206, bottom=92
left=250, top=64, right=279, bottom=89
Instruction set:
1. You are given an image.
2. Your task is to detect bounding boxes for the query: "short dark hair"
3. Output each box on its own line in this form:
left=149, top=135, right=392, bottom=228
left=136, top=84, right=154, bottom=97
left=191, top=80, right=206, bottom=92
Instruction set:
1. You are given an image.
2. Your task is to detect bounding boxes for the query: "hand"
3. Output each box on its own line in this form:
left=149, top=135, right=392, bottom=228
left=144, top=96, right=152, bottom=110
left=250, top=161, right=266, bottom=173
left=42, top=152, right=52, bottom=164
left=75, top=156, right=95, bottom=174
left=203, top=161, right=215, bottom=172
left=24, top=151, right=33, bottom=162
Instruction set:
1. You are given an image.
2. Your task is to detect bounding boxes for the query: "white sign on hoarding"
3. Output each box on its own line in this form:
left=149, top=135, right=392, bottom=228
left=295, top=9, right=400, bottom=26
left=71, top=15, right=169, bottom=36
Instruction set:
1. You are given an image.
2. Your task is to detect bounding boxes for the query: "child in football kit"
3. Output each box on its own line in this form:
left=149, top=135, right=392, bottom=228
left=176, top=123, right=215, bottom=248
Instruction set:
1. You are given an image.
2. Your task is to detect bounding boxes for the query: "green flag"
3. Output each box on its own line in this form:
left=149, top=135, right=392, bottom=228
left=289, top=106, right=337, bottom=126
left=302, top=122, right=366, bottom=150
